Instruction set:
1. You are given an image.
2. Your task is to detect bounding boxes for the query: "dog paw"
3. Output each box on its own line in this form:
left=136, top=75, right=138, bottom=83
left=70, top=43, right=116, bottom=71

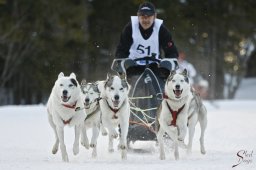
left=81, top=141, right=90, bottom=149
left=92, top=151, right=97, bottom=158
left=108, top=148, right=114, bottom=153
left=121, top=150, right=127, bottom=160
left=52, top=146, right=58, bottom=154
left=90, top=143, right=96, bottom=148
left=160, top=154, right=165, bottom=160
left=174, top=152, right=180, bottom=161
left=62, top=154, right=69, bottom=162
left=101, top=131, right=108, bottom=136
left=73, top=145, right=79, bottom=155
left=110, top=132, right=118, bottom=139
left=178, top=140, right=187, bottom=149
left=119, top=144, right=126, bottom=150
left=52, top=142, right=59, bottom=154
left=201, top=148, right=206, bottom=155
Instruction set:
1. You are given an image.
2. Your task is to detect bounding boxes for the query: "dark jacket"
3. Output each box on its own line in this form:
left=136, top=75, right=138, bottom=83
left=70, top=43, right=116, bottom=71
left=115, top=20, right=178, bottom=59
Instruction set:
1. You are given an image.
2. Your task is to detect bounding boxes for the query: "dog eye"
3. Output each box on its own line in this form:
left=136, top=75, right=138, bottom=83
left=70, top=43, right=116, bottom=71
left=110, top=87, right=114, bottom=90
left=181, top=80, right=184, bottom=82
left=120, top=88, right=124, bottom=91
left=69, top=84, right=74, bottom=87
left=90, top=92, right=94, bottom=95
left=60, top=84, right=63, bottom=86
left=172, top=80, right=175, bottom=82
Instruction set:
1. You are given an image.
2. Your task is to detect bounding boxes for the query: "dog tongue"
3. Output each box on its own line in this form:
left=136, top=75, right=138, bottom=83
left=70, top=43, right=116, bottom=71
left=113, top=100, right=119, bottom=107
left=174, top=90, right=182, bottom=96
left=62, top=95, right=69, bottom=102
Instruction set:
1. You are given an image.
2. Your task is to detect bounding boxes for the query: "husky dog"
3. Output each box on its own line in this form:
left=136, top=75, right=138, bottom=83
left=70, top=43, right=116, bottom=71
left=157, top=69, right=207, bottom=160
left=47, top=72, right=86, bottom=162
left=99, top=74, right=130, bottom=160
left=80, top=80, right=102, bottom=158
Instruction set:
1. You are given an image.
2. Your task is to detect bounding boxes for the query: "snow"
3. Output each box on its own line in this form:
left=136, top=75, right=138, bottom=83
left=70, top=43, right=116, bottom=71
left=1, top=80, right=256, bottom=170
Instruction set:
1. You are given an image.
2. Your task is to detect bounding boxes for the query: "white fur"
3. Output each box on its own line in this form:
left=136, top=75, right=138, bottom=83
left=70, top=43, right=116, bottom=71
left=99, top=75, right=130, bottom=160
left=47, top=72, right=86, bottom=162
left=157, top=70, right=207, bottom=160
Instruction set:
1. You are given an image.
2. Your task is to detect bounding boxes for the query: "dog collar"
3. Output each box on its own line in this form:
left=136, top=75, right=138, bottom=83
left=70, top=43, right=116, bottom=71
left=62, top=101, right=77, bottom=109
left=106, top=100, right=119, bottom=119
left=165, top=101, right=185, bottom=127
left=163, top=92, right=169, bottom=99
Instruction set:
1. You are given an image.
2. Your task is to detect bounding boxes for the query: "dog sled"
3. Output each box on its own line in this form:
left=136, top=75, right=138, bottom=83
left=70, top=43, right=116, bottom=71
left=111, top=56, right=178, bottom=145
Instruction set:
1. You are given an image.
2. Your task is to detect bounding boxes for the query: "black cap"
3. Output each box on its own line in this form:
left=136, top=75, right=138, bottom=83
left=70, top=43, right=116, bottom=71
left=137, top=2, right=156, bottom=16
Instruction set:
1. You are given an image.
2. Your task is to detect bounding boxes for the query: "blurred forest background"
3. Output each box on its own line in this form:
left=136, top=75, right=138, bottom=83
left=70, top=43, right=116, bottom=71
left=0, top=0, right=255, bottom=105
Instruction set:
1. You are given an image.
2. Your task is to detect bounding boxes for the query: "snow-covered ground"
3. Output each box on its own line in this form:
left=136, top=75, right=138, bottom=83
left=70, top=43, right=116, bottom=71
left=0, top=79, right=256, bottom=170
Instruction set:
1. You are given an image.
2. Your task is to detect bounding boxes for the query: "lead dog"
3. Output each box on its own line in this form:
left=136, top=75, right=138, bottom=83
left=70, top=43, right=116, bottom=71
left=98, top=74, right=130, bottom=160
left=157, top=69, right=207, bottom=160
left=47, top=72, right=86, bottom=162
left=80, top=80, right=102, bottom=158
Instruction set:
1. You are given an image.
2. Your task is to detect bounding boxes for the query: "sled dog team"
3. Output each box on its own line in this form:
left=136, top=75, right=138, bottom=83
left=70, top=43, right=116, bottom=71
left=47, top=69, right=207, bottom=162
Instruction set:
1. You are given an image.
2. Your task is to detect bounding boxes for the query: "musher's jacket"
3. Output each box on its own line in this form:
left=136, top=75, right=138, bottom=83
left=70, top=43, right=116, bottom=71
left=115, top=16, right=178, bottom=61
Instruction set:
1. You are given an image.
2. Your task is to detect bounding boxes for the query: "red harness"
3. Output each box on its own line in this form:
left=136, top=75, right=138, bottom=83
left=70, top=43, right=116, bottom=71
left=63, top=118, right=72, bottom=125
left=61, top=101, right=77, bottom=125
left=106, top=101, right=119, bottom=119
left=163, top=93, right=185, bottom=126
left=62, top=102, right=77, bottom=109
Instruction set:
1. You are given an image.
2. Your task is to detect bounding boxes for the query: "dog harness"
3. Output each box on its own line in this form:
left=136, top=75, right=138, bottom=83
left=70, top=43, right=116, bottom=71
left=62, top=101, right=77, bottom=109
left=61, top=101, right=78, bottom=125
left=163, top=93, right=185, bottom=126
left=105, top=98, right=127, bottom=119
left=106, top=101, right=119, bottom=119
left=63, top=118, right=72, bottom=125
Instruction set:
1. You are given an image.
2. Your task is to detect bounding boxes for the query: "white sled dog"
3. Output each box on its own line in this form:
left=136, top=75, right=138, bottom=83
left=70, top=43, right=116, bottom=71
left=98, top=74, right=130, bottom=160
left=80, top=80, right=104, bottom=158
left=157, top=69, right=207, bottom=160
left=47, top=72, right=86, bottom=162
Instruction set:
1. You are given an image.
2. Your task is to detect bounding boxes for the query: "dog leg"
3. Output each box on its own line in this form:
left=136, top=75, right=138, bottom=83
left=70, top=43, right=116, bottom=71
left=56, top=126, right=69, bottom=162
left=102, top=118, right=118, bottom=139
left=108, top=135, right=114, bottom=153
left=90, top=124, right=99, bottom=148
left=48, top=114, right=59, bottom=154
left=100, top=123, right=108, bottom=136
left=165, top=127, right=179, bottom=160
left=177, top=121, right=188, bottom=149
left=187, top=113, right=198, bottom=154
left=90, top=124, right=100, bottom=158
left=81, top=124, right=90, bottom=149
left=157, top=127, right=165, bottom=160
left=119, top=119, right=129, bottom=160
left=199, top=106, right=207, bottom=154
left=73, top=125, right=81, bottom=155
left=174, top=139, right=179, bottom=160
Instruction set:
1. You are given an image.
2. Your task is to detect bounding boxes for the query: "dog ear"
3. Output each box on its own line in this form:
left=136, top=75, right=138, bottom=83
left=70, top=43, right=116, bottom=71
left=58, top=72, right=64, bottom=79
left=70, top=72, right=76, bottom=79
left=170, top=70, right=176, bottom=76
left=104, top=73, right=111, bottom=88
left=106, top=73, right=112, bottom=81
left=119, top=73, right=127, bottom=80
left=81, top=79, right=86, bottom=87
left=167, top=70, right=176, bottom=81
left=92, top=83, right=100, bottom=93
left=182, top=69, right=188, bottom=77
left=182, top=69, right=190, bottom=83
